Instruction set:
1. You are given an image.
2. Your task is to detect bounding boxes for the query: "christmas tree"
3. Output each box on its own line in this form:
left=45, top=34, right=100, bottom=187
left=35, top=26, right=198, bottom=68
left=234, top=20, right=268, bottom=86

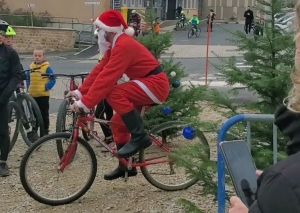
left=135, top=9, right=208, bottom=132
left=162, top=0, right=296, bottom=211
left=207, top=0, right=294, bottom=168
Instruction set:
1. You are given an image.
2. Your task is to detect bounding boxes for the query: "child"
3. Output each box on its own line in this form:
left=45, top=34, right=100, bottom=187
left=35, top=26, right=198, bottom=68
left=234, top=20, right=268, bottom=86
left=26, top=47, right=56, bottom=135
left=153, top=17, right=160, bottom=34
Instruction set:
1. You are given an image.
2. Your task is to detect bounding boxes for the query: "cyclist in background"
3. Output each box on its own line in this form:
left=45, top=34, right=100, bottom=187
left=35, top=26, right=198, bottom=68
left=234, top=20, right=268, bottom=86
left=179, top=11, right=186, bottom=25
left=4, top=26, right=25, bottom=94
left=189, top=14, right=200, bottom=32
left=0, top=20, right=22, bottom=177
left=130, top=10, right=141, bottom=36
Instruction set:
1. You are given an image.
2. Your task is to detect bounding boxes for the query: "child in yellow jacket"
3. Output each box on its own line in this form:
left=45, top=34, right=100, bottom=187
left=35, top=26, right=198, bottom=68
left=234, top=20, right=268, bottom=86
left=26, top=48, right=56, bottom=135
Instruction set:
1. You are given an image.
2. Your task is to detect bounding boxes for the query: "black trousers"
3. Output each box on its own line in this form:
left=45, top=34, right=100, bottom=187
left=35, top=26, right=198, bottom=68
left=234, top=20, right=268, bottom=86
left=34, top=96, right=50, bottom=131
left=95, top=99, right=113, bottom=138
left=0, top=103, right=10, bottom=161
left=245, top=21, right=252, bottom=33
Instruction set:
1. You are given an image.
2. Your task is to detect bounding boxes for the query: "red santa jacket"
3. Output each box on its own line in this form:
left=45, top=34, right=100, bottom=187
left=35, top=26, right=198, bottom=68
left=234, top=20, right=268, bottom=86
left=76, top=33, right=164, bottom=109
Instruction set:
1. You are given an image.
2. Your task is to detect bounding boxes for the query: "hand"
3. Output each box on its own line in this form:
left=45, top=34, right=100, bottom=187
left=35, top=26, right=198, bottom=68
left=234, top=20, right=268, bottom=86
left=229, top=196, right=248, bottom=213
left=256, top=170, right=263, bottom=177
left=70, top=102, right=80, bottom=113
left=66, top=91, right=80, bottom=100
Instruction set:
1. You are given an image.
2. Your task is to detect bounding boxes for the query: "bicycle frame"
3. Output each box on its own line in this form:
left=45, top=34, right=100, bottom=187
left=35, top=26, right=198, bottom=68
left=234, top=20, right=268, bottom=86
left=59, top=111, right=171, bottom=172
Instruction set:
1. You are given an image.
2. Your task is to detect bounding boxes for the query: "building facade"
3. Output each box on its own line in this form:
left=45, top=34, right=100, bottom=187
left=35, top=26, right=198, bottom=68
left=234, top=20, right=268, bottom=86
left=203, top=0, right=258, bottom=20
left=5, top=0, right=111, bottom=23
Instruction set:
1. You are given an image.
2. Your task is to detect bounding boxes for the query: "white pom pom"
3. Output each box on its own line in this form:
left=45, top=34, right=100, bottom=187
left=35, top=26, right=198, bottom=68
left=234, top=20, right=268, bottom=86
left=170, top=71, right=176, bottom=77
left=124, top=27, right=135, bottom=37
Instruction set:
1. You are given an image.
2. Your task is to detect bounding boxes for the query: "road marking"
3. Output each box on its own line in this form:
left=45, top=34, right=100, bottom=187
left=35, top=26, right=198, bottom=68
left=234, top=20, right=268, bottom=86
left=74, top=45, right=93, bottom=55
left=182, top=80, right=246, bottom=88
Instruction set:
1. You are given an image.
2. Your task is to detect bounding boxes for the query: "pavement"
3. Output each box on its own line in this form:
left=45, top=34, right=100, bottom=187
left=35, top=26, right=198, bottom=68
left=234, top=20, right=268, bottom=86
left=19, top=23, right=258, bottom=114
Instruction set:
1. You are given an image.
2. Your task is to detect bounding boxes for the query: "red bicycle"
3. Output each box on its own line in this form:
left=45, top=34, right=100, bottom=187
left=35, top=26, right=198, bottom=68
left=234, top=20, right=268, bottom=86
left=19, top=97, right=209, bottom=206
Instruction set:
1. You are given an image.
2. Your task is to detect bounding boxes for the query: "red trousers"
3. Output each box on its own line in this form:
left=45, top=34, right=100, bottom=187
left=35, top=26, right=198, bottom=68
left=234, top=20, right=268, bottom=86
left=106, top=72, right=169, bottom=144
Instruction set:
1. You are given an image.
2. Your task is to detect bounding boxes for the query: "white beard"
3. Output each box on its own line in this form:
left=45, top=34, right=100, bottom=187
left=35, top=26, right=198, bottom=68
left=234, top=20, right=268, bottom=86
left=97, top=29, right=110, bottom=55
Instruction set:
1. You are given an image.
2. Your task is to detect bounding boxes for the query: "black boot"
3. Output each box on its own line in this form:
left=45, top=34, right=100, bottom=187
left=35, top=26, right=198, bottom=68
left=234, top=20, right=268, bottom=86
left=118, top=109, right=152, bottom=158
left=104, top=144, right=138, bottom=180
left=0, top=162, right=9, bottom=177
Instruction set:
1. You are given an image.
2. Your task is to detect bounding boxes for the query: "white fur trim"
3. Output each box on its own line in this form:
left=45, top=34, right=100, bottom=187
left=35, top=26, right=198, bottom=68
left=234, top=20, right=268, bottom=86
left=94, top=18, right=123, bottom=33
left=74, top=90, right=82, bottom=99
left=76, top=100, right=90, bottom=113
left=124, top=27, right=135, bottom=36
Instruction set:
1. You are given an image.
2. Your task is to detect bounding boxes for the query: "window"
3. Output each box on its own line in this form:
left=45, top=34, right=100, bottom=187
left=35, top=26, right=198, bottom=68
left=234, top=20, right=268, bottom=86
left=131, top=0, right=135, bottom=6
left=139, top=0, right=143, bottom=6
left=123, top=0, right=127, bottom=5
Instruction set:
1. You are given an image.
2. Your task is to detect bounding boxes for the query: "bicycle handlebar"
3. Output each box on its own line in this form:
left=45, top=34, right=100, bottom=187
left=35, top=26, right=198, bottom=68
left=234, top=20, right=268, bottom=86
left=21, top=67, right=40, bottom=73
left=67, top=96, right=86, bottom=115
left=40, top=73, right=89, bottom=78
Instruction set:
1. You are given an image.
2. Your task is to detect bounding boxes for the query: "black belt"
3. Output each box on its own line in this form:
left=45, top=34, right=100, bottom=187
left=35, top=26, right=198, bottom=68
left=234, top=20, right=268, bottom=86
left=145, top=65, right=163, bottom=77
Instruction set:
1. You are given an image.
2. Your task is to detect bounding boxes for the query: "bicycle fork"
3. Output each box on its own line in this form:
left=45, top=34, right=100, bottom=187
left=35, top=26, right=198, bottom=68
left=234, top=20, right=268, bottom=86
left=59, top=131, right=78, bottom=172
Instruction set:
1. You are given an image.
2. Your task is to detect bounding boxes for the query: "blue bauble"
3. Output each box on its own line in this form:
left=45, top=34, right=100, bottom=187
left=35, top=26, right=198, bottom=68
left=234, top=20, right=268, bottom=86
left=172, top=81, right=181, bottom=88
left=182, top=126, right=195, bottom=140
left=162, top=107, right=171, bottom=115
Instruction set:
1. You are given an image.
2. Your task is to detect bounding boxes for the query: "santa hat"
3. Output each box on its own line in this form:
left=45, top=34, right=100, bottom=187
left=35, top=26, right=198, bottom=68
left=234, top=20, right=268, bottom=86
left=94, top=10, right=135, bottom=37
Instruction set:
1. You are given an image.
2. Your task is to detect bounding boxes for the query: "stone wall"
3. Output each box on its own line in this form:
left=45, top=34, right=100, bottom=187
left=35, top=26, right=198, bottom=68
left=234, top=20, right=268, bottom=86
left=12, top=26, right=76, bottom=53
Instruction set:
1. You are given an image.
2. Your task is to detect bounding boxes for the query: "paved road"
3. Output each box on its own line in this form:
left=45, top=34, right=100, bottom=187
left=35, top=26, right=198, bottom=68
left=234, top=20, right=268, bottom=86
left=172, top=23, right=244, bottom=46
left=21, top=57, right=257, bottom=114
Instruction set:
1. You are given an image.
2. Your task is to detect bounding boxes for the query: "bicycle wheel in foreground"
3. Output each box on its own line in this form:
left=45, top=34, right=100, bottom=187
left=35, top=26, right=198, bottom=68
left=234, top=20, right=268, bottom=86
left=140, top=121, right=210, bottom=191
left=19, top=132, right=97, bottom=206
left=8, top=101, right=22, bottom=152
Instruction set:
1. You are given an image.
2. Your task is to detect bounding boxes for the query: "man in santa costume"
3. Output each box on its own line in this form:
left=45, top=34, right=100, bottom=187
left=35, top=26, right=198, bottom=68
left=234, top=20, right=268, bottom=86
left=67, top=10, right=169, bottom=180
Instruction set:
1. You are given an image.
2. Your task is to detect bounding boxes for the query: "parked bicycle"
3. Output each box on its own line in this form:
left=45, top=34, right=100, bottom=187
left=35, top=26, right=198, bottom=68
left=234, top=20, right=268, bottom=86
left=7, top=101, right=23, bottom=152
left=188, top=24, right=201, bottom=38
left=19, top=97, right=210, bottom=205
left=40, top=73, right=93, bottom=141
left=10, top=68, right=45, bottom=146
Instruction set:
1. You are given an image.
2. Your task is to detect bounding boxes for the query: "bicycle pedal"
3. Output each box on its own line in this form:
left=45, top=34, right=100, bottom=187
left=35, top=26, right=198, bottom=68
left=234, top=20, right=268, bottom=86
left=127, top=157, right=133, bottom=170
left=92, top=131, right=98, bottom=136
left=124, top=172, right=129, bottom=182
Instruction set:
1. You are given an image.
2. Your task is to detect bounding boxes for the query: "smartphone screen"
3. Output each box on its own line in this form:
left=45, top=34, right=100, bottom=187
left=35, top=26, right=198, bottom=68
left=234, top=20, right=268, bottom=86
left=220, top=140, right=257, bottom=207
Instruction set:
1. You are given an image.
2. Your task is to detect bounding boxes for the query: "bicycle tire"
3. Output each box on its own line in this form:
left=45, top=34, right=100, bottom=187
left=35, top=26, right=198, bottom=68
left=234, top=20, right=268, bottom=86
left=19, top=132, right=98, bottom=206
left=140, top=121, right=210, bottom=191
left=187, top=28, right=193, bottom=38
left=56, top=99, right=92, bottom=141
left=56, top=99, right=74, bottom=157
left=8, top=101, right=22, bottom=152
left=17, top=94, right=45, bottom=146
left=196, top=27, right=201, bottom=37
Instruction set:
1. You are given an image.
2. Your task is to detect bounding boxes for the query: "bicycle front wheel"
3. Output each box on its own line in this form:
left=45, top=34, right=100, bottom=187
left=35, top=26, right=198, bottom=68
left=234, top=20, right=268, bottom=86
left=19, top=132, right=97, bottom=206
left=188, top=28, right=193, bottom=38
left=140, top=121, right=210, bottom=191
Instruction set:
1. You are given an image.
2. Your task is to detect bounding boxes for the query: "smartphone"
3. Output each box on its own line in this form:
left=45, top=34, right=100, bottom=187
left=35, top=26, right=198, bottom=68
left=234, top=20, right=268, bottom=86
left=219, top=140, right=257, bottom=207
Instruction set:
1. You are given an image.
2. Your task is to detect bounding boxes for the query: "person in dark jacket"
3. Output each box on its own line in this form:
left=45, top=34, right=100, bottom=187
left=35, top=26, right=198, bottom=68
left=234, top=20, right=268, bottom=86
left=244, top=6, right=254, bottom=34
left=229, top=105, right=300, bottom=213
left=0, top=20, right=22, bottom=177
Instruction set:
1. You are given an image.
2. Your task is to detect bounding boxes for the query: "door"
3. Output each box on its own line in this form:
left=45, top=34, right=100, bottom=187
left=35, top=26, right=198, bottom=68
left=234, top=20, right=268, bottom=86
left=166, top=0, right=176, bottom=20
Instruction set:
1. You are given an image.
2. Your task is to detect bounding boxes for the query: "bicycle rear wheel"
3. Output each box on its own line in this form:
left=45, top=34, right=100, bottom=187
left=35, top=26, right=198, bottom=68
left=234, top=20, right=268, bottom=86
left=140, top=121, right=210, bottom=191
left=17, top=93, right=45, bottom=146
left=8, top=101, right=22, bottom=152
left=19, top=132, right=97, bottom=206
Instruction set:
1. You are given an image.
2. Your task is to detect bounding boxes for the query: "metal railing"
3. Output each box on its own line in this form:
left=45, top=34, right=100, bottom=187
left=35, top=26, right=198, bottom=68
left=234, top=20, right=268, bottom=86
left=0, top=14, right=79, bottom=27
left=77, top=24, right=95, bottom=48
left=217, top=114, right=276, bottom=213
